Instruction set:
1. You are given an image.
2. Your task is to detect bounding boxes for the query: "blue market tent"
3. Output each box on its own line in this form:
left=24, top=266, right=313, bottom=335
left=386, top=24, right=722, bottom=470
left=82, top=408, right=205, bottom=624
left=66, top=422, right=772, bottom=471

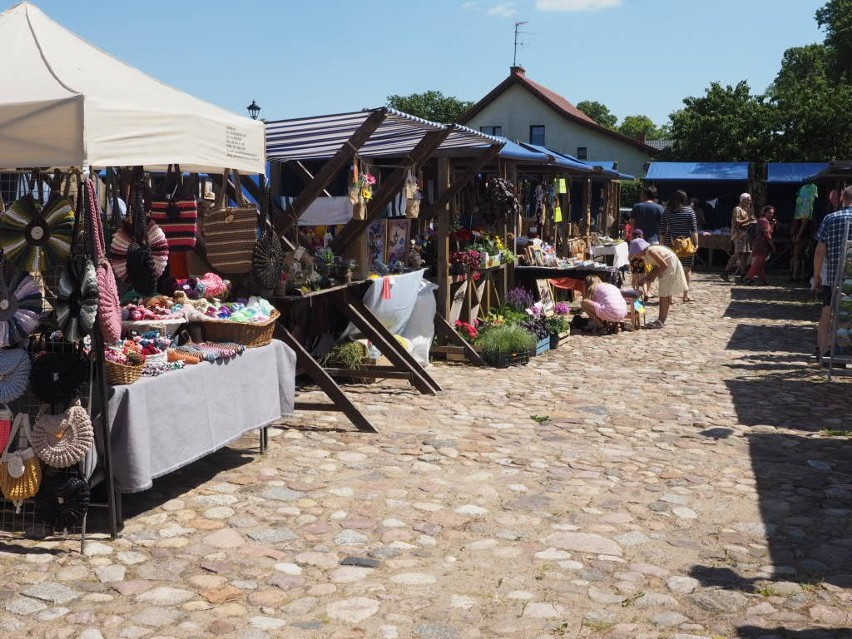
left=766, top=163, right=829, bottom=183
left=766, top=163, right=830, bottom=222
left=645, top=162, right=750, bottom=182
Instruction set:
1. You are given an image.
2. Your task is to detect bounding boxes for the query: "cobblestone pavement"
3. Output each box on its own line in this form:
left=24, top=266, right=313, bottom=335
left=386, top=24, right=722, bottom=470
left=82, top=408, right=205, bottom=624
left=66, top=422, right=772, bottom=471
left=1, top=272, right=851, bottom=639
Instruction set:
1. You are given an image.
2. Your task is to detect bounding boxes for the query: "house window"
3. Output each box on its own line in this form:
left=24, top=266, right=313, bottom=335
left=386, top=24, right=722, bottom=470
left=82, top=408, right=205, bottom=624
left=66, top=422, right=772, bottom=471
left=529, top=125, right=545, bottom=146
left=577, top=147, right=588, bottom=160
left=479, top=126, right=502, bottom=136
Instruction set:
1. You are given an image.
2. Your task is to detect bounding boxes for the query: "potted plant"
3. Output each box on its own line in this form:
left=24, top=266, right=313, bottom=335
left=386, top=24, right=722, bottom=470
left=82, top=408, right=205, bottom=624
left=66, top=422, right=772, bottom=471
left=474, top=324, right=537, bottom=368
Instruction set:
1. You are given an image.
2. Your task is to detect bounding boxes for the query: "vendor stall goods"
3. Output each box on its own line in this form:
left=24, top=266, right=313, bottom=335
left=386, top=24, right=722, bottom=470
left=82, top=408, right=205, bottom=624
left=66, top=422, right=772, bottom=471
left=149, top=165, right=198, bottom=252
left=204, top=169, right=258, bottom=274
left=0, top=413, right=42, bottom=508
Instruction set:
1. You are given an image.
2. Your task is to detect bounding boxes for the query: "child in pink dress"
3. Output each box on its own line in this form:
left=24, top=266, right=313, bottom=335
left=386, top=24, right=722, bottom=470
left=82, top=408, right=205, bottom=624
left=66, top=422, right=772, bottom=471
left=580, top=275, right=627, bottom=329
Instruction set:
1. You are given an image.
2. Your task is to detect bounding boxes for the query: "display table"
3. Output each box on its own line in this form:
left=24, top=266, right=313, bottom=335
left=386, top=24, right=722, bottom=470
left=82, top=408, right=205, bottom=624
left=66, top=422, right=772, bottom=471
left=590, top=243, right=629, bottom=269
left=697, top=233, right=732, bottom=266
left=107, top=340, right=296, bottom=494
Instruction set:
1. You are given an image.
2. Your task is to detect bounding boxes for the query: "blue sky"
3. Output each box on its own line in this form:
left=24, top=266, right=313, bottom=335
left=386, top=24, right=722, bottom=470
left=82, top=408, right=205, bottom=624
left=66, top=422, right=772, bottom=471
left=13, top=0, right=827, bottom=128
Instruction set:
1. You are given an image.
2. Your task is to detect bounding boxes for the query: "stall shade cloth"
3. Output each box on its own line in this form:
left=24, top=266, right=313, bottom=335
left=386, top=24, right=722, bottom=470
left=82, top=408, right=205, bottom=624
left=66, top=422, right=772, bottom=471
left=645, top=162, right=750, bottom=182
left=0, top=3, right=264, bottom=173
left=766, top=163, right=830, bottom=183
left=104, top=340, right=295, bottom=493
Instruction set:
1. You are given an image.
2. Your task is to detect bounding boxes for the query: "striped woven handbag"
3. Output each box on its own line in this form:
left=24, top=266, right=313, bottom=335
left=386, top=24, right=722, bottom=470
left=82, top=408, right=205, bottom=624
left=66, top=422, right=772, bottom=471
left=203, top=170, right=258, bottom=274
left=0, top=174, right=75, bottom=273
left=149, top=164, right=198, bottom=252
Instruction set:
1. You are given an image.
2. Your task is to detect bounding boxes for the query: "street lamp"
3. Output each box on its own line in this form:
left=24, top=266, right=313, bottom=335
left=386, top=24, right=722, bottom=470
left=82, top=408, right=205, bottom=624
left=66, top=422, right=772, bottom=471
left=246, top=99, right=261, bottom=120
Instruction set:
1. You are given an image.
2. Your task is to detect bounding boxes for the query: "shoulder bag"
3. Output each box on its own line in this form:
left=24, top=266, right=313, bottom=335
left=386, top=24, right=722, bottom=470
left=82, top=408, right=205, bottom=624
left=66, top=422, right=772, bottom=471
left=149, top=164, right=198, bottom=252
left=251, top=186, right=285, bottom=289
left=204, top=169, right=259, bottom=274
left=29, top=347, right=89, bottom=408
left=0, top=413, right=42, bottom=509
left=0, top=349, right=32, bottom=403
left=31, top=399, right=94, bottom=468
left=84, top=179, right=122, bottom=343
left=672, top=237, right=697, bottom=258
left=0, top=269, right=43, bottom=348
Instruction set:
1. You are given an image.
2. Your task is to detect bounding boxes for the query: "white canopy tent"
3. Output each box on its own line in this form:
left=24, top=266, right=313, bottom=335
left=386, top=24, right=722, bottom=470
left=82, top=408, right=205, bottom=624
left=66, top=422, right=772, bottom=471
left=0, top=2, right=265, bottom=174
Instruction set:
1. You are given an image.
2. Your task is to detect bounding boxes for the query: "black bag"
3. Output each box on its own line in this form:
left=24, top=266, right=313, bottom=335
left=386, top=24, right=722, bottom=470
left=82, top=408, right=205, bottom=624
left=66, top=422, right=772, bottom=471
left=37, top=473, right=90, bottom=530
left=251, top=188, right=285, bottom=290
left=29, top=349, right=88, bottom=408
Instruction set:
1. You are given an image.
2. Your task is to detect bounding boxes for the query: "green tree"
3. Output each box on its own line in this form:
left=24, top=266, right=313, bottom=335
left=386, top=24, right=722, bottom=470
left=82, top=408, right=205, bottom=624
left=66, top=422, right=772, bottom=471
left=386, top=90, right=473, bottom=124
left=815, top=0, right=852, bottom=79
left=667, top=81, right=775, bottom=162
left=575, top=100, right=617, bottom=129
left=618, top=115, right=659, bottom=141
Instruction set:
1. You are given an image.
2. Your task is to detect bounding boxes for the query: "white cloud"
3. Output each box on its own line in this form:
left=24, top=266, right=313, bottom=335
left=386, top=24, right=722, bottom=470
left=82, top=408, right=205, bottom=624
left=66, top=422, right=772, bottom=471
left=535, top=0, right=621, bottom=12
left=461, top=1, right=480, bottom=9
left=487, top=3, right=518, bottom=18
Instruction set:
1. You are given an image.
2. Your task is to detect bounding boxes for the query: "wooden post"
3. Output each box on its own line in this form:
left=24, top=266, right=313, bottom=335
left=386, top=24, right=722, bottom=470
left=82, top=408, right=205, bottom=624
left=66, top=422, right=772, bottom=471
left=583, top=177, right=592, bottom=253
left=437, top=156, right=451, bottom=318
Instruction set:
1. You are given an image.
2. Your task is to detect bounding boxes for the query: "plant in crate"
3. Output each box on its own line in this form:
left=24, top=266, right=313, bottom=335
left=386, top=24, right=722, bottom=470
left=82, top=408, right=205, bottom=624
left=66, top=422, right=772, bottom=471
left=454, top=320, right=479, bottom=343
left=506, top=287, right=534, bottom=312
left=474, top=324, right=537, bottom=367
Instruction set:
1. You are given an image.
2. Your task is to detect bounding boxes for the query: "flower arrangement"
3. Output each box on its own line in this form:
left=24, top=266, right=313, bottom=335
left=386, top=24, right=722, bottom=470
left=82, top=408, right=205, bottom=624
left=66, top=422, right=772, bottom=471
left=358, top=172, right=377, bottom=201
left=554, top=302, right=571, bottom=316
left=455, top=320, right=479, bottom=343
left=506, top=287, right=534, bottom=312
left=450, top=249, right=483, bottom=272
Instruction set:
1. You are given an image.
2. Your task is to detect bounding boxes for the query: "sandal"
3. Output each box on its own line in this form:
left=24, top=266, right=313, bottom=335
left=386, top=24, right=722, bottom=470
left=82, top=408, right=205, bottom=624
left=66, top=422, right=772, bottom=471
left=682, top=297, right=694, bottom=303
left=645, top=319, right=665, bottom=329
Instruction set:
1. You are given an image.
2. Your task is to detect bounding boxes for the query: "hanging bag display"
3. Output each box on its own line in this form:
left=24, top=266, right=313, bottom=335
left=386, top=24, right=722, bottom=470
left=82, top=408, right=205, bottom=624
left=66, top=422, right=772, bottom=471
left=0, top=413, right=42, bottom=509
left=251, top=186, right=285, bottom=289
left=0, top=349, right=31, bottom=403
left=29, top=348, right=88, bottom=408
left=55, top=184, right=98, bottom=343
left=109, top=175, right=169, bottom=296
left=84, top=179, right=121, bottom=343
left=0, top=269, right=43, bottom=348
left=204, top=169, right=258, bottom=274
left=0, top=404, right=12, bottom=454
left=31, top=399, right=94, bottom=468
left=0, top=172, right=75, bottom=272
left=37, top=474, right=90, bottom=530
left=149, top=164, right=198, bottom=252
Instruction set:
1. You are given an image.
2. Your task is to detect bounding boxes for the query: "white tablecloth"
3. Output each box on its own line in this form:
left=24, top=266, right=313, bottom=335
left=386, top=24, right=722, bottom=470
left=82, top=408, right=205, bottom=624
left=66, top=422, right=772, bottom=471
left=590, top=243, right=629, bottom=269
left=106, top=340, right=296, bottom=493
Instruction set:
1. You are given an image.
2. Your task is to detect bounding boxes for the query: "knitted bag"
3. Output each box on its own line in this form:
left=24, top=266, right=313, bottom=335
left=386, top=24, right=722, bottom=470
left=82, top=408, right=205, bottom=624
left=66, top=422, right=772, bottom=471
left=251, top=191, right=284, bottom=289
left=0, top=174, right=75, bottom=272
left=0, top=270, right=44, bottom=348
left=204, top=169, right=258, bottom=274
left=37, top=474, right=90, bottom=530
left=29, top=349, right=88, bottom=408
left=110, top=178, right=169, bottom=296
left=0, top=349, right=32, bottom=403
left=83, top=179, right=121, bottom=343
left=0, top=413, right=42, bottom=509
left=149, top=165, right=198, bottom=252
left=0, top=404, right=11, bottom=455
left=31, top=399, right=94, bottom=468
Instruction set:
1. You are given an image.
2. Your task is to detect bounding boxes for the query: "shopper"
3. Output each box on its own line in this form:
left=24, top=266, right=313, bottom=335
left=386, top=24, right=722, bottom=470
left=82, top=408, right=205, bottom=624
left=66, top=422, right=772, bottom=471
left=629, top=187, right=664, bottom=244
left=661, top=189, right=699, bottom=302
left=580, top=275, right=627, bottom=331
left=814, top=186, right=852, bottom=361
left=629, top=238, right=688, bottom=329
left=744, top=205, right=776, bottom=285
left=720, top=193, right=755, bottom=281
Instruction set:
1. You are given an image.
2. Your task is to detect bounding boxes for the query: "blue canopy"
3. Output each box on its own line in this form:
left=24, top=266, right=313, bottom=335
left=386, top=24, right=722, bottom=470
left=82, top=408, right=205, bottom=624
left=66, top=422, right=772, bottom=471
left=646, top=162, right=750, bottom=181
left=496, top=138, right=551, bottom=162
left=581, top=160, right=634, bottom=180
left=519, top=143, right=594, bottom=173
left=766, top=162, right=829, bottom=183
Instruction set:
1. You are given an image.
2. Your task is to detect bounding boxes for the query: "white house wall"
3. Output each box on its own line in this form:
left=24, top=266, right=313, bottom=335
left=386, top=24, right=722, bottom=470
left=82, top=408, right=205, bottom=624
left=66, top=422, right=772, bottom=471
left=466, top=84, right=651, bottom=178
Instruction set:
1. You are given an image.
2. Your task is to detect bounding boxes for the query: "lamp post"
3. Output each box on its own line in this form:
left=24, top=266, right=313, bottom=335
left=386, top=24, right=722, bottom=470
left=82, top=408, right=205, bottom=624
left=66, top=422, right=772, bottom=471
left=246, top=99, right=261, bottom=120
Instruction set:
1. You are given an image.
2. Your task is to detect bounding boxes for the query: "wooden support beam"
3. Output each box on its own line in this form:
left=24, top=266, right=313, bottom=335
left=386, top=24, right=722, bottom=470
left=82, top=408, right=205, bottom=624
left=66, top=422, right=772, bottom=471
left=437, top=157, right=452, bottom=318
left=330, top=129, right=451, bottom=254
left=434, top=314, right=485, bottom=366
left=280, top=108, right=389, bottom=237
left=419, top=144, right=503, bottom=220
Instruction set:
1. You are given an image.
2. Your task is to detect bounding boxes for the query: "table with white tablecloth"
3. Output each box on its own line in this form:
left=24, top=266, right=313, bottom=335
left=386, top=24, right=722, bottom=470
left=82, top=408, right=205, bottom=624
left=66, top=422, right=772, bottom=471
left=589, top=243, right=629, bottom=269
left=106, top=339, right=296, bottom=494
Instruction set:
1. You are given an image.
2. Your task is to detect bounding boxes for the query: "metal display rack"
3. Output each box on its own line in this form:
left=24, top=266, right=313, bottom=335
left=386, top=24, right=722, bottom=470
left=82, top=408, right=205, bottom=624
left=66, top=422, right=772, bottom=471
left=825, top=217, right=852, bottom=381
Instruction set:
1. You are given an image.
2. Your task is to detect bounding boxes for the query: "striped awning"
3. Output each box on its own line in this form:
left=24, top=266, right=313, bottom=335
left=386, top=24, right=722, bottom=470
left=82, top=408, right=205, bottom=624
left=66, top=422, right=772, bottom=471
left=265, top=107, right=504, bottom=161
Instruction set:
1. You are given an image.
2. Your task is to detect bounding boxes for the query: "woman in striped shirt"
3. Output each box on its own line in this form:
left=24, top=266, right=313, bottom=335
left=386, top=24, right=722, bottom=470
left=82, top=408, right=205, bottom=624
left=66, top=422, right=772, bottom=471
left=661, top=190, right=699, bottom=302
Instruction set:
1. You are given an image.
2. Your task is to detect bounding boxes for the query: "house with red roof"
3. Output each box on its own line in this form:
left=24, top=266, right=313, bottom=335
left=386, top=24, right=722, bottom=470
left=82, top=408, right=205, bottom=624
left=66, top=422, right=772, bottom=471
left=459, top=66, right=657, bottom=178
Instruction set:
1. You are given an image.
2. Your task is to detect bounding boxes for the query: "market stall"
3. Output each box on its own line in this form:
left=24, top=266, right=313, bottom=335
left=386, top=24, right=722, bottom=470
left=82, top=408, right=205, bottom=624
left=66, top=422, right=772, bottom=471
left=0, top=3, right=292, bottom=542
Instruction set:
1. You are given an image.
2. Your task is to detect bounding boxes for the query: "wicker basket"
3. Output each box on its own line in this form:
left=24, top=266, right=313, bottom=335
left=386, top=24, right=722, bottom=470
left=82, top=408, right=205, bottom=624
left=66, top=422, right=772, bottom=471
left=122, top=318, right=186, bottom=339
left=200, top=309, right=280, bottom=348
left=105, top=360, right=144, bottom=385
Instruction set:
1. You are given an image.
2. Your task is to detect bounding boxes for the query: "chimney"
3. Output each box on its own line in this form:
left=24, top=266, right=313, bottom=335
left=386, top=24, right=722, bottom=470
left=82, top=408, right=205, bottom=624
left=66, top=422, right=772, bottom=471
left=510, top=65, right=526, bottom=76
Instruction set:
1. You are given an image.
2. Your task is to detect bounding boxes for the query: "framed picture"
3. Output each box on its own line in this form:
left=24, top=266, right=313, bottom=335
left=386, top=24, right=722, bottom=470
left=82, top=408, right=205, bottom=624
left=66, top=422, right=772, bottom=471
left=366, top=219, right=387, bottom=269
left=536, top=279, right=555, bottom=314
left=386, top=219, right=410, bottom=264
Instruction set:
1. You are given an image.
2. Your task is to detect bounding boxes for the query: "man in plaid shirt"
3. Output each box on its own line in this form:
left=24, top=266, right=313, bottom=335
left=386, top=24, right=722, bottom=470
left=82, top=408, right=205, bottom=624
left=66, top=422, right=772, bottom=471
left=814, top=185, right=852, bottom=360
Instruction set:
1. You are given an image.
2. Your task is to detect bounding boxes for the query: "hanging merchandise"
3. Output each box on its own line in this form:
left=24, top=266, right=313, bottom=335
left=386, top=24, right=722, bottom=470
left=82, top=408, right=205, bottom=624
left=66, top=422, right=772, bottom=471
left=0, top=269, right=43, bottom=348
left=795, top=183, right=818, bottom=219
left=56, top=192, right=98, bottom=343
left=0, top=405, right=11, bottom=453
left=29, top=349, right=88, bottom=408
left=149, top=164, right=198, bottom=251
left=554, top=205, right=563, bottom=223
left=37, top=474, right=90, bottom=531
left=252, top=187, right=285, bottom=289
left=204, top=169, right=259, bottom=274
left=0, top=413, right=42, bottom=510
left=0, top=349, right=32, bottom=403
left=404, top=168, right=422, bottom=220
left=31, top=399, right=94, bottom=468
left=110, top=175, right=169, bottom=296
left=0, top=172, right=75, bottom=272
left=557, top=177, right=568, bottom=195
left=480, top=177, right=521, bottom=225
left=84, top=179, right=121, bottom=344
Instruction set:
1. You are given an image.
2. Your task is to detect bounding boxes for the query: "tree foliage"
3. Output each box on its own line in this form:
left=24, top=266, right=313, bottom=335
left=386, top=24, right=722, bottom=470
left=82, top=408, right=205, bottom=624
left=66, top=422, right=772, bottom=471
left=618, top=115, right=659, bottom=141
left=385, top=90, right=473, bottom=124
left=816, top=0, right=852, bottom=79
left=576, top=100, right=618, bottom=129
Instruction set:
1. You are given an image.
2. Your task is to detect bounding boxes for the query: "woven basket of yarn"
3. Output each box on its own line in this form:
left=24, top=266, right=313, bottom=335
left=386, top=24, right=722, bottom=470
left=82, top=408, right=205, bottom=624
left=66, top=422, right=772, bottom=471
left=105, top=360, right=144, bottom=386
left=200, top=309, right=279, bottom=348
